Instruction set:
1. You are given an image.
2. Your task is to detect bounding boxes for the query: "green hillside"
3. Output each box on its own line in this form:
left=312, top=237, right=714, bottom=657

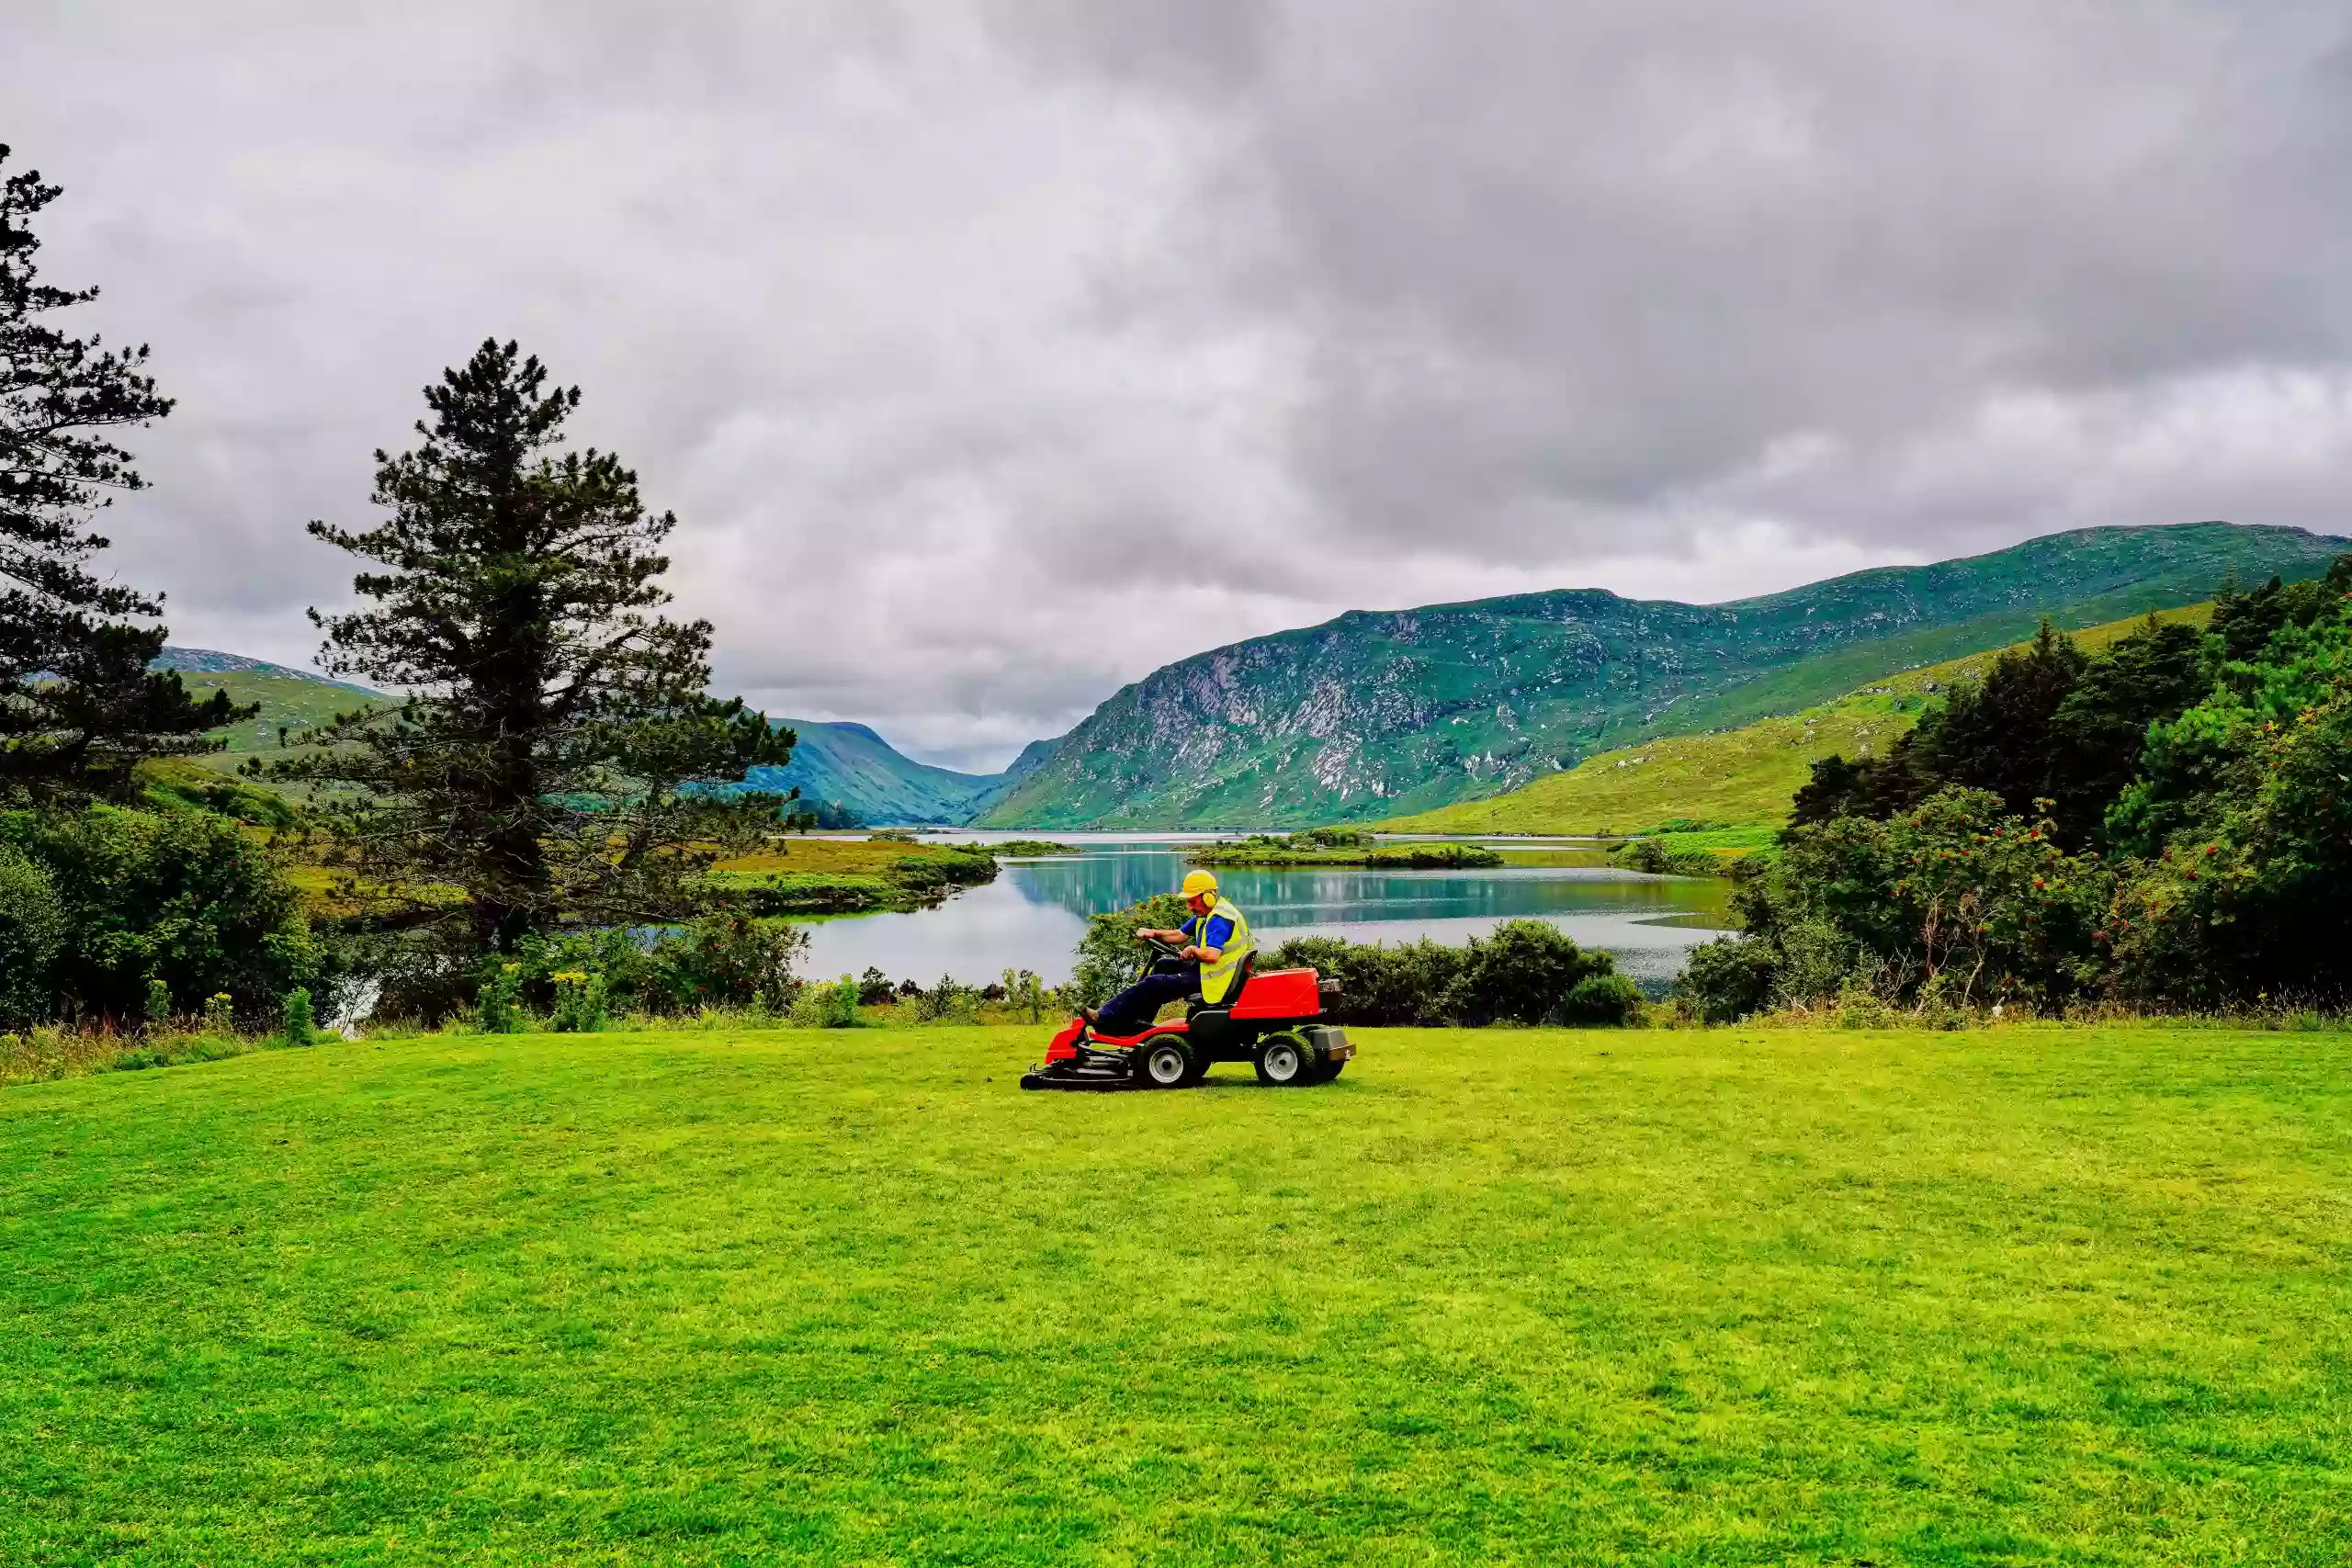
left=978, top=523, right=2345, bottom=829
left=1381, top=603, right=2213, bottom=836
left=152, top=649, right=380, bottom=777
left=742, top=720, right=1039, bottom=826
left=7, top=1023, right=2350, bottom=1562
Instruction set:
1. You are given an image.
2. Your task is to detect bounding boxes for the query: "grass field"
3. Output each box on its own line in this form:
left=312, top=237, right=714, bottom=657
left=6, top=1023, right=2349, bottom=1565
left=1378, top=604, right=2213, bottom=838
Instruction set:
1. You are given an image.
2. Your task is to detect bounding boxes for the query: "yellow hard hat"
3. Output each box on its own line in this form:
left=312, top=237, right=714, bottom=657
left=1182, top=869, right=1219, bottom=900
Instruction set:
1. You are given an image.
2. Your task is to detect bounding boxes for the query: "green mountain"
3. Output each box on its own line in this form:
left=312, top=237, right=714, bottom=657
left=977, top=523, right=2348, bottom=829
left=1377, top=602, right=2215, bottom=837
left=744, top=721, right=1043, bottom=827
left=152, top=649, right=379, bottom=775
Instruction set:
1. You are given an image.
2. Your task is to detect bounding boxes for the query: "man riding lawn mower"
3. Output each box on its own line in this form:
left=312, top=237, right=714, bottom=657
left=1021, top=869, right=1355, bottom=1091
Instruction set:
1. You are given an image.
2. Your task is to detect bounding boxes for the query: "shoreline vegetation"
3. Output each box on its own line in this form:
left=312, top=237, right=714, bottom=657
left=1607, top=821, right=1777, bottom=877
left=987, top=838, right=1080, bottom=856
left=1190, top=829, right=1505, bottom=868
left=14, top=985, right=2349, bottom=1093
left=705, top=837, right=1001, bottom=914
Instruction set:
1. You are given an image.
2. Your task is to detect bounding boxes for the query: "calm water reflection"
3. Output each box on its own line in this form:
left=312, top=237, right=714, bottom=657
left=798, top=837, right=1736, bottom=993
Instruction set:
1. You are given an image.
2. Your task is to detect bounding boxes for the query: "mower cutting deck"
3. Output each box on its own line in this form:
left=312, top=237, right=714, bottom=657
left=1021, top=941, right=1354, bottom=1091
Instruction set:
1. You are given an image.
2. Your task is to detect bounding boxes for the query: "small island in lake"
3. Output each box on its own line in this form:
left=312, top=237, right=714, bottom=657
left=1190, top=829, right=1505, bottom=869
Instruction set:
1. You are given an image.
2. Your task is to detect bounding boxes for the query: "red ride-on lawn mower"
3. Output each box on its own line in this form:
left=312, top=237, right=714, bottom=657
left=1021, top=937, right=1355, bottom=1091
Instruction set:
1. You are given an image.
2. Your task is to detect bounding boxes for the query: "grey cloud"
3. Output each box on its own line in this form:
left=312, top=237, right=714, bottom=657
left=1012, top=1, right=2352, bottom=547
left=6, top=1, right=2351, bottom=771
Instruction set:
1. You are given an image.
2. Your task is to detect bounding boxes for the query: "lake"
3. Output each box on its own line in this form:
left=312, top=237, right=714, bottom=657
left=797, top=834, right=1737, bottom=993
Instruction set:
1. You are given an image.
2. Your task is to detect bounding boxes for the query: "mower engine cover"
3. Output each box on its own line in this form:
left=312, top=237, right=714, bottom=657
left=1228, top=968, right=1321, bottom=1021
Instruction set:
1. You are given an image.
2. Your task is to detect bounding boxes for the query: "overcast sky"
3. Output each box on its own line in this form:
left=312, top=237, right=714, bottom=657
left=9, top=1, right=2351, bottom=771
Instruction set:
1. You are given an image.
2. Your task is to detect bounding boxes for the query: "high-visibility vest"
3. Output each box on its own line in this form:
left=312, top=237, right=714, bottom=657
left=1190, top=897, right=1257, bottom=1005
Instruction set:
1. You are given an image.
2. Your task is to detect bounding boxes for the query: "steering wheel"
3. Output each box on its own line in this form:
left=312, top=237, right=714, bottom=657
left=1138, top=932, right=1188, bottom=964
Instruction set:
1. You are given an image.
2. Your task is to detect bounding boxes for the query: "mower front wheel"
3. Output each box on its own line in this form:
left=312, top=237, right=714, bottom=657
left=1136, top=1036, right=1199, bottom=1089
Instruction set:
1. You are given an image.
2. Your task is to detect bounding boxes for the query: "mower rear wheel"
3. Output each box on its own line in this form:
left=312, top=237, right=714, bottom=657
left=1254, top=1032, right=1312, bottom=1087
left=1137, top=1037, right=1195, bottom=1089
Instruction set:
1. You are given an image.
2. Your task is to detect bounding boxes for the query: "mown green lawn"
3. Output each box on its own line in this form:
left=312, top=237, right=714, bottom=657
left=6, top=1024, right=2349, bottom=1565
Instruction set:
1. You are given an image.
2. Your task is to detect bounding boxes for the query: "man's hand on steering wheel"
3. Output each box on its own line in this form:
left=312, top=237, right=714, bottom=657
left=1135, top=929, right=1201, bottom=961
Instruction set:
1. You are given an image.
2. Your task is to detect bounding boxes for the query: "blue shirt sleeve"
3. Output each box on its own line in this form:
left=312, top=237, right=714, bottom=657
left=1203, top=913, right=1235, bottom=951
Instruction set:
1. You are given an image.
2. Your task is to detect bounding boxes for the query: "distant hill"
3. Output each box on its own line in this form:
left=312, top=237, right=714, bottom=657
left=1374, top=602, right=2216, bottom=836
left=743, top=720, right=1045, bottom=827
left=976, top=523, right=2348, bottom=829
left=152, top=648, right=380, bottom=775
left=148, top=649, right=1049, bottom=824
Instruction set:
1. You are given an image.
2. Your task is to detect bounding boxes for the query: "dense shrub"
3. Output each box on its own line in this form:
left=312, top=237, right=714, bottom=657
left=549, top=970, right=610, bottom=1033
left=279, top=987, right=320, bottom=1045
left=886, top=850, right=997, bottom=894
left=1260, top=934, right=1466, bottom=1026
left=1562, top=971, right=1645, bottom=1025
left=1446, top=919, right=1619, bottom=1025
left=1196, top=832, right=1503, bottom=867
left=2098, top=630, right=2352, bottom=1005
left=0, top=804, right=324, bottom=1025
left=475, top=964, right=524, bottom=1034
left=1720, top=788, right=2114, bottom=1015
left=1672, top=936, right=1779, bottom=1023
left=791, top=975, right=862, bottom=1028
left=1000, top=967, right=1048, bottom=1022
left=910, top=975, right=981, bottom=1022
left=1263, top=919, right=1628, bottom=1027
left=1377, top=842, right=1507, bottom=868
left=504, top=916, right=805, bottom=1019
left=0, top=845, right=64, bottom=1030
left=1611, top=838, right=1721, bottom=877
left=645, top=914, right=804, bottom=1011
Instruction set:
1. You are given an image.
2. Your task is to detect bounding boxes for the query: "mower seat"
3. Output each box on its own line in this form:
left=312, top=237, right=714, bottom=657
left=1185, top=952, right=1256, bottom=1015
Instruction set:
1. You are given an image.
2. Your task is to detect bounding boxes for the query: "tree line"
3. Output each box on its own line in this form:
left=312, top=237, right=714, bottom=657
left=1679, top=566, right=2352, bottom=1020
left=1, top=146, right=795, bottom=1028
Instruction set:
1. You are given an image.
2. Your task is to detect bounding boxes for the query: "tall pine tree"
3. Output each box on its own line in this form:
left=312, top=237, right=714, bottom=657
left=272, top=341, right=792, bottom=980
left=0, top=145, right=238, bottom=799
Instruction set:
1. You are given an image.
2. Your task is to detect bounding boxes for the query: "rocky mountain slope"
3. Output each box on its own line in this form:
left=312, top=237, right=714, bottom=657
left=977, top=523, right=2347, bottom=829
left=1374, top=603, right=2215, bottom=836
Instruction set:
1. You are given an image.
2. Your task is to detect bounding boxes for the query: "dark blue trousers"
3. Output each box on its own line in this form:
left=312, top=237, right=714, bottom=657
left=1095, top=961, right=1200, bottom=1037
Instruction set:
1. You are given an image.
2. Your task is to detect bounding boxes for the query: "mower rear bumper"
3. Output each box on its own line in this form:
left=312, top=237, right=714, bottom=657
left=1306, top=1023, right=1354, bottom=1063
